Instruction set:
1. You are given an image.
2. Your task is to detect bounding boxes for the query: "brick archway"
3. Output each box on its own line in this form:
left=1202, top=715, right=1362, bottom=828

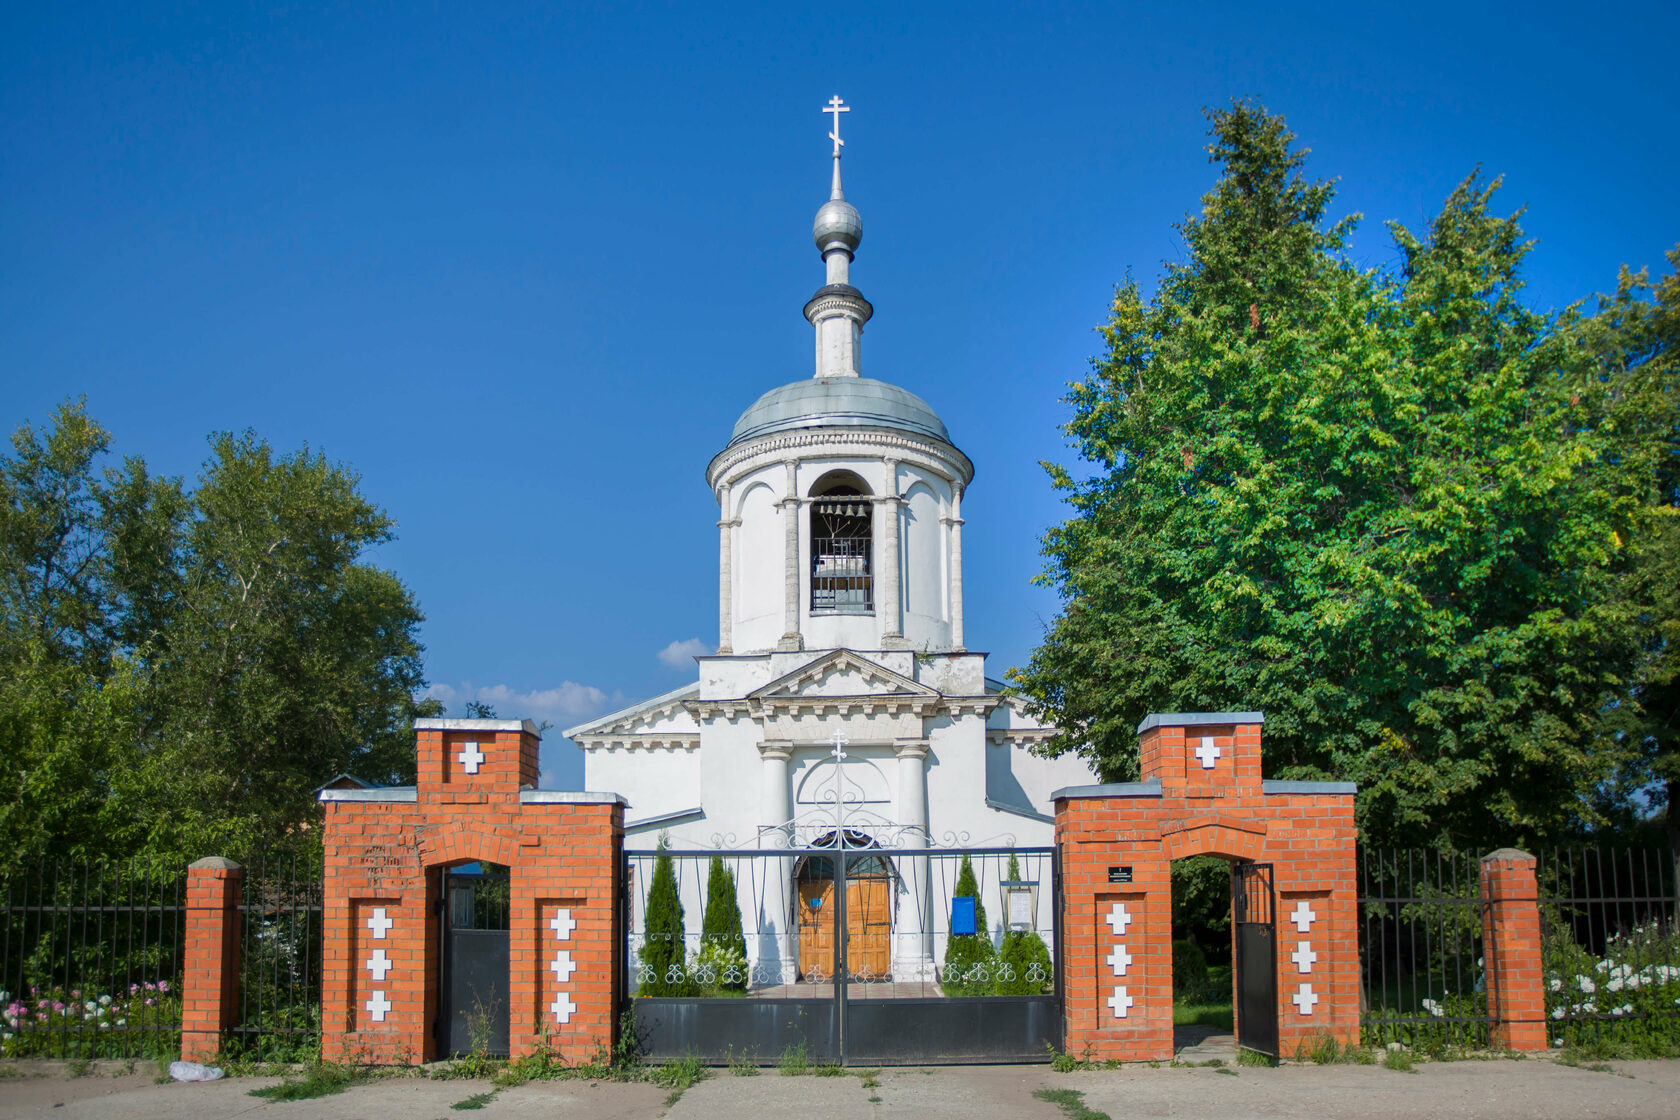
left=316, top=719, right=626, bottom=1063
left=1054, top=713, right=1357, bottom=1062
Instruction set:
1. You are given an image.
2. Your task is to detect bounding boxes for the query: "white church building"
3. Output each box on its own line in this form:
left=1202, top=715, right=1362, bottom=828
left=565, top=101, right=1095, bottom=986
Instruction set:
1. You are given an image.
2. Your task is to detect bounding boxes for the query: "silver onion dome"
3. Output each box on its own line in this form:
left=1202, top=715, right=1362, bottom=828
left=813, top=196, right=862, bottom=254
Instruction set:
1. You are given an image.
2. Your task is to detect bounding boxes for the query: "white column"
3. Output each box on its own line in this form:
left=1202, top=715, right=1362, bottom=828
left=717, top=483, right=734, bottom=654
left=945, top=483, right=966, bottom=651
left=893, top=739, right=934, bottom=981
left=778, top=460, right=803, bottom=651
left=878, top=458, right=904, bottom=648
left=759, top=741, right=795, bottom=986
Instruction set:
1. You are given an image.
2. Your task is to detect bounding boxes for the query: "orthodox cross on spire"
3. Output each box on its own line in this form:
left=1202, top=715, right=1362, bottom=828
left=823, top=95, right=849, bottom=156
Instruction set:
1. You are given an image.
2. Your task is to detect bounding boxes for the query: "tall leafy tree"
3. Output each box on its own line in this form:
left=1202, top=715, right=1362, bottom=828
left=1012, top=101, right=1651, bottom=848
left=1567, top=248, right=1680, bottom=849
left=0, top=403, right=431, bottom=865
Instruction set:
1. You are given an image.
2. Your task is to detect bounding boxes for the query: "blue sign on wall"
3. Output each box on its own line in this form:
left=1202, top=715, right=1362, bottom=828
left=950, top=896, right=978, bottom=936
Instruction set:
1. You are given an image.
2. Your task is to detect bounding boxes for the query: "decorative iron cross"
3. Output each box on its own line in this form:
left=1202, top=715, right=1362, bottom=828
left=823, top=95, right=849, bottom=155
left=830, top=729, right=849, bottom=762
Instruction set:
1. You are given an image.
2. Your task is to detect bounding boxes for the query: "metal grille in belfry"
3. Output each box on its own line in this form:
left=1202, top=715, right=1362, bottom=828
left=811, top=497, right=872, bottom=613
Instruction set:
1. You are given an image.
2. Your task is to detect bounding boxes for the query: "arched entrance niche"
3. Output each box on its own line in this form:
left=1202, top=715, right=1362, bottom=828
left=793, top=830, right=895, bottom=981
left=1053, top=713, right=1358, bottom=1064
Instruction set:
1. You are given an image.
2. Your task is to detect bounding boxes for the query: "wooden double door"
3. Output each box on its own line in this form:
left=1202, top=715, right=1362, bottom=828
left=795, top=857, right=892, bottom=981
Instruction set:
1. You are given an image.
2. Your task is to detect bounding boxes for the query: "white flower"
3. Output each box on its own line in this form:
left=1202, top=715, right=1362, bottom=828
left=1549, top=978, right=1563, bottom=992
left=97, top=995, right=111, bottom=1007
left=1554, top=1038, right=1564, bottom=1048
left=1596, top=960, right=1610, bottom=973
left=1421, top=998, right=1445, bottom=1018
left=1607, top=979, right=1624, bottom=993
left=83, top=1001, right=97, bottom=1013
left=114, top=1018, right=126, bottom=1027
left=1551, top=1007, right=1566, bottom=1019
left=1576, top=976, right=1597, bottom=994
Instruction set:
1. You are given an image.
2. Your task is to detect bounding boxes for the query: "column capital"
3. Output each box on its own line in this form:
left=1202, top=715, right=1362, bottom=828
left=717, top=518, right=741, bottom=528
left=893, top=738, right=929, bottom=760
left=758, top=740, right=795, bottom=762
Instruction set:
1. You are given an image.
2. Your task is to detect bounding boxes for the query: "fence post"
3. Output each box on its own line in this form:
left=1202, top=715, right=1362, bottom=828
left=181, top=856, right=243, bottom=1061
left=1479, top=848, right=1546, bottom=1052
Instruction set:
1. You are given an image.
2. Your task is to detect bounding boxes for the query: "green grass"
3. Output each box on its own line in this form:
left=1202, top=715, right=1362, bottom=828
left=649, top=1055, right=707, bottom=1106
left=1383, top=1048, right=1415, bottom=1072
left=777, top=1041, right=810, bottom=1076
left=451, top=1090, right=499, bottom=1110
left=247, top=1062, right=366, bottom=1101
left=1172, top=1002, right=1234, bottom=1031
left=1236, top=1047, right=1273, bottom=1068
left=1034, top=1088, right=1112, bottom=1120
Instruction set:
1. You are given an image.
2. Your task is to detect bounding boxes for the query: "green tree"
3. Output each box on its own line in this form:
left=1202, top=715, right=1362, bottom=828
left=699, top=856, right=746, bottom=991
left=1566, top=248, right=1680, bottom=849
left=638, top=837, right=697, bottom=996
left=1011, top=101, right=1651, bottom=848
left=941, top=854, right=994, bottom=994
left=994, top=853, right=1052, bottom=995
left=0, top=403, right=433, bottom=864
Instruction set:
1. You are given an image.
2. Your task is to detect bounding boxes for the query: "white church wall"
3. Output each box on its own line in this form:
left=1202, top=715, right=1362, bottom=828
left=900, top=476, right=952, bottom=651
left=591, top=746, right=701, bottom=828
left=732, top=478, right=782, bottom=652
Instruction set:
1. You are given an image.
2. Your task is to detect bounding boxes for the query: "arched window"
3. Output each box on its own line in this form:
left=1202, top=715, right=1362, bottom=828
left=810, top=474, right=872, bottom=614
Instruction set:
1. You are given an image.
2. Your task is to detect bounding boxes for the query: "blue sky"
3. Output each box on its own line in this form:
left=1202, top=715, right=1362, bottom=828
left=3, top=2, right=1675, bottom=789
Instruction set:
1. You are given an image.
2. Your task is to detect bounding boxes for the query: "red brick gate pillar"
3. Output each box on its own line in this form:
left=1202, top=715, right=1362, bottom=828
left=180, top=856, right=243, bottom=1061
left=1055, top=712, right=1358, bottom=1063
left=1480, top=848, right=1548, bottom=1052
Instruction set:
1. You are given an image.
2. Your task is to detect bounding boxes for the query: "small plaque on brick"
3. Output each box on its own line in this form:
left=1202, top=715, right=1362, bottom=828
left=1108, top=866, right=1132, bottom=884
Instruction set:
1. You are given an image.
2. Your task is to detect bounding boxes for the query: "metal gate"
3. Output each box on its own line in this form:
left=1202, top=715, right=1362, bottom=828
left=440, top=865, right=510, bottom=1057
left=1231, top=860, right=1278, bottom=1062
left=626, top=842, right=1062, bottom=1065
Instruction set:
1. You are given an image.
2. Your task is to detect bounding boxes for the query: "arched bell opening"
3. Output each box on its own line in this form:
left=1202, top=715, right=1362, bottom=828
left=809, top=471, right=873, bottom=615
left=792, top=831, right=895, bottom=982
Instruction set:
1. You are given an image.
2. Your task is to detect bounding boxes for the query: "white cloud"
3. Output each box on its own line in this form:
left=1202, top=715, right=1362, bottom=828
left=657, top=637, right=711, bottom=668
left=424, top=680, right=618, bottom=724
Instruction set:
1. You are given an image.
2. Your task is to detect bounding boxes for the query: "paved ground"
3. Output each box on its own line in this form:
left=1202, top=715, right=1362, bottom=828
left=3, top=1056, right=1680, bottom=1119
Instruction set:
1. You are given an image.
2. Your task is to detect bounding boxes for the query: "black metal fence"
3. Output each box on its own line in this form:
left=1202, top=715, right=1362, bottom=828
left=1538, top=848, right=1680, bottom=1055
left=0, top=851, right=325, bottom=1062
left=229, top=850, right=324, bottom=1060
left=1358, top=848, right=1491, bottom=1050
left=1, top=858, right=188, bottom=1060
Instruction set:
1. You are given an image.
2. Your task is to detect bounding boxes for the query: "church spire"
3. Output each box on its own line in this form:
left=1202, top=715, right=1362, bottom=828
left=806, top=95, right=872, bottom=379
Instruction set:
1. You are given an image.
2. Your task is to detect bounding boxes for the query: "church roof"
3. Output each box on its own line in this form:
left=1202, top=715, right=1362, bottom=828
left=725, top=376, right=952, bottom=449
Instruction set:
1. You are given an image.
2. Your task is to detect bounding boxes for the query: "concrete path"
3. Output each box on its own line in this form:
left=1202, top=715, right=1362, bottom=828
left=3, top=1057, right=1679, bottom=1120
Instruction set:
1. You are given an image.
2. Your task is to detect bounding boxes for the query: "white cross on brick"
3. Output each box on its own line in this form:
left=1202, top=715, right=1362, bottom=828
left=1107, top=986, right=1133, bottom=1019
left=365, top=990, right=391, bottom=1022
left=367, top=908, right=393, bottom=939
left=549, top=909, right=575, bottom=940
left=550, top=992, right=577, bottom=1024
left=366, top=948, right=392, bottom=981
left=1105, top=902, right=1132, bottom=936
left=1290, top=901, right=1317, bottom=933
left=1292, top=983, right=1318, bottom=1015
left=1195, top=735, right=1221, bottom=769
left=1291, top=940, right=1317, bottom=974
left=550, top=950, right=576, bottom=983
left=1106, top=943, right=1133, bottom=977
left=458, top=741, right=485, bottom=774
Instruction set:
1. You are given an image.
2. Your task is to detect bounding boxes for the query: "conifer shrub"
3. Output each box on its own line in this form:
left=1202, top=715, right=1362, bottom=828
left=940, top=854, right=996, bottom=994
left=698, top=856, right=748, bottom=992
left=993, top=853, right=1052, bottom=995
left=638, top=838, right=699, bottom=996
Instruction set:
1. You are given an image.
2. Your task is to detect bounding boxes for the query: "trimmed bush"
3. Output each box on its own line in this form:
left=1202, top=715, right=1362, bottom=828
left=700, top=857, right=747, bottom=992
left=941, top=854, right=995, bottom=994
left=638, top=837, right=698, bottom=997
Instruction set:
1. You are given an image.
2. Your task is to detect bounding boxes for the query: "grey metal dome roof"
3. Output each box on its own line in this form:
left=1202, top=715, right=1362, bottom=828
left=728, top=377, right=951, bottom=447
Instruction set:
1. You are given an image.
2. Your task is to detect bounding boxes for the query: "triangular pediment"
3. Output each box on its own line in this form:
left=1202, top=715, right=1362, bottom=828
left=749, top=649, right=940, bottom=703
